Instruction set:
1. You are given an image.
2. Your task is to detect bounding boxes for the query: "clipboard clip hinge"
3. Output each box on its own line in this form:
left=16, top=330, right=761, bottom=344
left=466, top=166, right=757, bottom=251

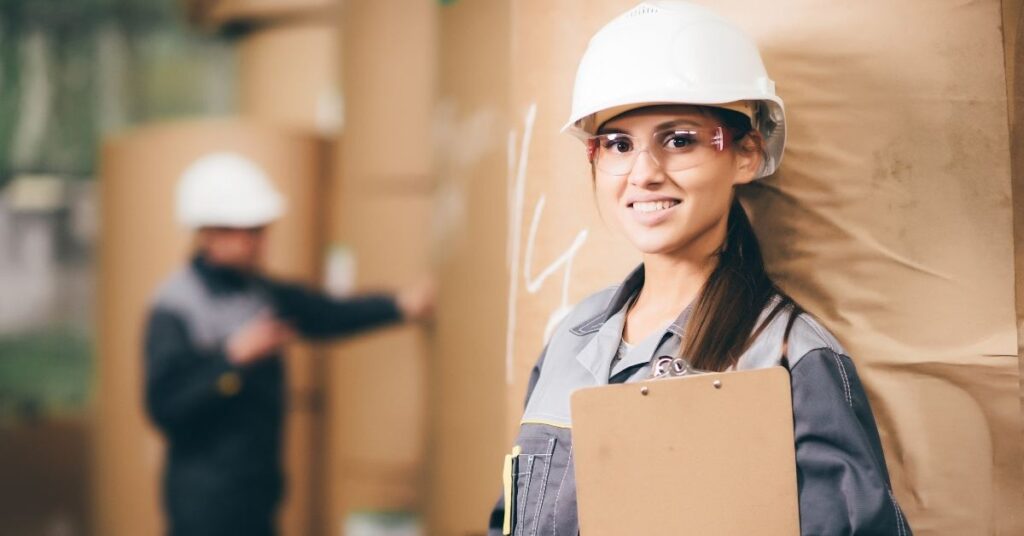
left=651, top=356, right=709, bottom=379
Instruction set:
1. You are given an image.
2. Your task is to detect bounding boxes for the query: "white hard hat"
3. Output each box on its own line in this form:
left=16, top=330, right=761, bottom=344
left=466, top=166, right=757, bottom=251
left=563, top=0, right=786, bottom=179
left=176, top=152, right=286, bottom=229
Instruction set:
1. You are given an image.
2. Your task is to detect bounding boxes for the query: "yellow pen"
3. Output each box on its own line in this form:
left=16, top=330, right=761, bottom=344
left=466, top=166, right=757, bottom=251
left=502, top=445, right=522, bottom=535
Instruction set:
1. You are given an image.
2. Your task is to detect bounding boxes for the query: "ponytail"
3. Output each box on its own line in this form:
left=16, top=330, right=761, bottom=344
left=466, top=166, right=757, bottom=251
left=683, top=199, right=788, bottom=371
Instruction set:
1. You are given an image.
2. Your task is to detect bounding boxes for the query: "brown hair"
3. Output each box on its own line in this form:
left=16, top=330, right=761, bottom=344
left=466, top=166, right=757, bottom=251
left=683, top=107, right=792, bottom=371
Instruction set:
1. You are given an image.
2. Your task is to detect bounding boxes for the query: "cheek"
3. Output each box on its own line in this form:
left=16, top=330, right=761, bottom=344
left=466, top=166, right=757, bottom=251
left=674, top=162, right=735, bottom=210
left=593, top=174, right=625, bottom=215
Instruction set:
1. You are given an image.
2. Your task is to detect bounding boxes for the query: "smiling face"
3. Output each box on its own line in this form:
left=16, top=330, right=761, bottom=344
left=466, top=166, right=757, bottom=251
left=592, top=105, right=762, bottom=260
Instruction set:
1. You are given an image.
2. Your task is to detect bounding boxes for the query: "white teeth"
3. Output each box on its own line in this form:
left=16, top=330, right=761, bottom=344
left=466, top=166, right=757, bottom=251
left=632, top=200, right=679, bottom=213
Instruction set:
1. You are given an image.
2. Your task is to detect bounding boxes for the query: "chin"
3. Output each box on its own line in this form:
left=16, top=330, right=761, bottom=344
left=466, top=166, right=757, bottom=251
left=624, top=233, right=686, bottom=256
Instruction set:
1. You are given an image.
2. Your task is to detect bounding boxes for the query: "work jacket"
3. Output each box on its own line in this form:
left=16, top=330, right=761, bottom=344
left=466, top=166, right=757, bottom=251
left=144, top=255, right=402, bottom=536
left=488, top=265, right=912, bottom=536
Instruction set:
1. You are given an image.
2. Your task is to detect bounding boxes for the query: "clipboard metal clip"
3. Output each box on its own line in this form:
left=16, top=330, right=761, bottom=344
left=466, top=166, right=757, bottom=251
left=651, top=355, right=709, bottom=379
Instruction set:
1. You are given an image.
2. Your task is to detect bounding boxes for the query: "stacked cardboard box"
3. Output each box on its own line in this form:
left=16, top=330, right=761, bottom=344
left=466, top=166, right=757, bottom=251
left=95, top=120, right=325, bottom=536
left=321, top=0, right=438, bottom=534
left=232, top=7, right=340, bottom=535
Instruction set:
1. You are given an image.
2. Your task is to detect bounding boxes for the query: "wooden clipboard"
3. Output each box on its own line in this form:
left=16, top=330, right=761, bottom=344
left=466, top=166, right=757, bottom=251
left=570, top=367, right=800, bottom=536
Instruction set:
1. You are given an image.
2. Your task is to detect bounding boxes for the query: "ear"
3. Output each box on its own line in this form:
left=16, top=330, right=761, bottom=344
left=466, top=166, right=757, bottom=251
left=731, top=131, right=763, bottom=185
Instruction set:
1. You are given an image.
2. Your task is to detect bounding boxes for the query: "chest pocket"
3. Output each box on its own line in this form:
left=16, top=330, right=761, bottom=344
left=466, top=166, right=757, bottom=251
left=513, top=436, right=558, bottom=536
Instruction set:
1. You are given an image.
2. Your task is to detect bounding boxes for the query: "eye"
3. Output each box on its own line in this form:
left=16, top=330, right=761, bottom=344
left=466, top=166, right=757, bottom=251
left=661, top=131, right=698, bottom=151
left=601, top=134, right=634, bottom=154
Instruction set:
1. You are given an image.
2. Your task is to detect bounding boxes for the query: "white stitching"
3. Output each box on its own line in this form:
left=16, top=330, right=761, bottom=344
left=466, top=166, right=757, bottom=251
left=888, top=490, right=904, bottom=536
left=551, top=444, right=573, bottom=536
left=529, top=439, right=556, bottom=536
left=830, top=352, right=853, bottom=407
left=889, top=490, right=907, bottom=536
left=515, top=456, right=535, bottom=536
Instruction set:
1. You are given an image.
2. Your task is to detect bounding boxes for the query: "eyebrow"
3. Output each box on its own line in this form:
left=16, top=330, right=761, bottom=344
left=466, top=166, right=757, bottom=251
left=597, top=118, right=703, bottom=135
left=656, top=118, right=702, bottom=129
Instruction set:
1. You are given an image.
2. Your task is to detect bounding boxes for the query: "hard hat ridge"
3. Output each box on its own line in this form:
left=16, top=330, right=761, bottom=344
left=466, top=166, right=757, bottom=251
left=564, top=0, right=787, bottom=179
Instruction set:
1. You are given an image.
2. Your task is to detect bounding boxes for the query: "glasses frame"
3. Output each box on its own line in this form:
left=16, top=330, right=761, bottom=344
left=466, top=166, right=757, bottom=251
left=586, top=125, right=732, bottom=176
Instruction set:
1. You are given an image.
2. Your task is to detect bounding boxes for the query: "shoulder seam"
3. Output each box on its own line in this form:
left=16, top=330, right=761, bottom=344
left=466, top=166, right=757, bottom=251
left=792, top=312, right=843, bottom=354
left=790, top=347, right=854, bottom=408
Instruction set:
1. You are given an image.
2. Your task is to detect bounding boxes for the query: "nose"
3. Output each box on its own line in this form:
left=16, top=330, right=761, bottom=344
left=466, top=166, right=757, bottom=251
left=627, top=149, right=666, bottom=187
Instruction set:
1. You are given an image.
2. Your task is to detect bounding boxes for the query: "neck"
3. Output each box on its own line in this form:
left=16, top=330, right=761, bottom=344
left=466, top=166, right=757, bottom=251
left=636, top=253, right=714, bottom=315
left=634, top=214, right=728, bottom=317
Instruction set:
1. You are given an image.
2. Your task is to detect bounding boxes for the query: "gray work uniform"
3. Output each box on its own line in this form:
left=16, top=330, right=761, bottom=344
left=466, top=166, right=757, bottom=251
left=144, top=255, right=402, bottom=536
left=488, top=265, right=912, bottom=536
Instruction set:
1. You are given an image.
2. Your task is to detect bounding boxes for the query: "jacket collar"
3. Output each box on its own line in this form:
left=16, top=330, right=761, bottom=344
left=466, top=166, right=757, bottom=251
left=570, top=264, right=690, bottom=338
left=570, top=263, right=696, bottom=382
left=191, top=253, right=256, bottom=295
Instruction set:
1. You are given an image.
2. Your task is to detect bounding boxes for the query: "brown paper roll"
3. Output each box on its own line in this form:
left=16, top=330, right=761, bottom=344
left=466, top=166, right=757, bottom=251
left=94, top=119, right=325, bottom=536
left=239, top=22, right=340, bottom=136
left=1009, top=0, right=1024, bottom=496
left=506, top=1, right=1022, bottom=535
left=320, top=0, right=438, bottom=530
left=336, top=0, right=437, bottom=188
left=419, top=1, right=515, bottom=534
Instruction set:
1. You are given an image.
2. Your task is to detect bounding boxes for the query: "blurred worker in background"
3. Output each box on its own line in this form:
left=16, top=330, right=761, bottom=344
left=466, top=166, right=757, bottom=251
left=142, top=152, right=435, bottom=536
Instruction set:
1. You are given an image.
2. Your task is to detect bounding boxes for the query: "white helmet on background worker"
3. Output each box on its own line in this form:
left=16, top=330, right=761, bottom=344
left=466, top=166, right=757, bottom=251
left=563, top=0, right=786, bottom=179
left=176, top=152, right=286, bottom=229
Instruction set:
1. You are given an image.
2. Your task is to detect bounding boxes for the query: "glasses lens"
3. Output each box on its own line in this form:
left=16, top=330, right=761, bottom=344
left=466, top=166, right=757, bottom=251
left=592, top=133, right=635, bottom=175
left=657, top=129, right=714, bottom=172
left=589, top=127, right=721, bottom=175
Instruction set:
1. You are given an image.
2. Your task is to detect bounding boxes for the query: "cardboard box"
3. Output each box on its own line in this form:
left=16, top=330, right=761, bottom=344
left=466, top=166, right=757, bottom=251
left=504, top=1, right=1021, bottom=535
left=238, top=21, right=341, bottom=136
left=95, top=120, right=325, bottom=536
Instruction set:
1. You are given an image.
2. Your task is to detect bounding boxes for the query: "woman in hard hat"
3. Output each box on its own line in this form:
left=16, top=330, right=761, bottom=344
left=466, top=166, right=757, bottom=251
left=489, top=2, right=911, bottom=535
left=144, top=152, right=434, bottom=536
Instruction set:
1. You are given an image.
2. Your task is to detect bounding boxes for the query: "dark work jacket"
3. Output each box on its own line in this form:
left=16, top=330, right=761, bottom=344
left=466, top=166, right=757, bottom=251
left=488, top=265, right=912, bottom=536
left=144, top=255, right=402, bottom=536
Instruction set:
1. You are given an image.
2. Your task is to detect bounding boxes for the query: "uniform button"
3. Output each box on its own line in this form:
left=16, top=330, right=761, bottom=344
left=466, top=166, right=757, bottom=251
left=217, top=371, right=242, bottom=397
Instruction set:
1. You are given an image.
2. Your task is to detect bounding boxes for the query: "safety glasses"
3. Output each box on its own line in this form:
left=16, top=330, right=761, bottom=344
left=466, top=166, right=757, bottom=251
left=586, top=126, right=731, bottom=176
